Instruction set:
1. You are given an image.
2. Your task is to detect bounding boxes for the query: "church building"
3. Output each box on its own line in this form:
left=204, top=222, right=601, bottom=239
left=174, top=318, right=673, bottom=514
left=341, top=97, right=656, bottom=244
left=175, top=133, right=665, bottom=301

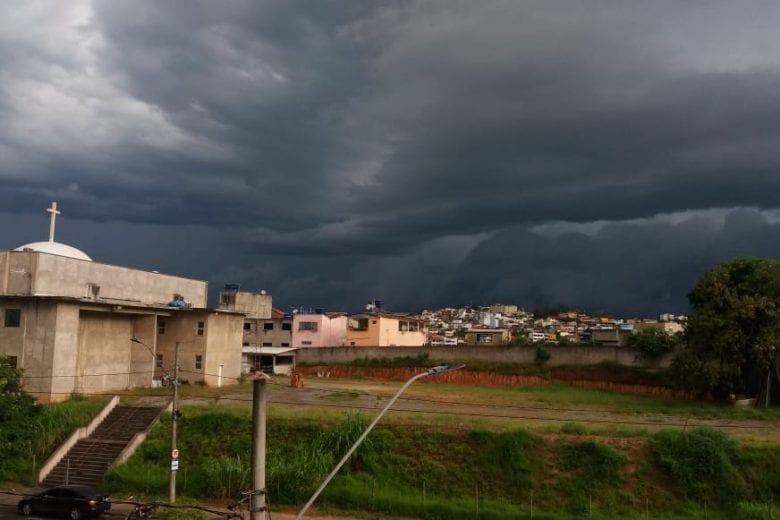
left=0, top=203, right=244, bottom=402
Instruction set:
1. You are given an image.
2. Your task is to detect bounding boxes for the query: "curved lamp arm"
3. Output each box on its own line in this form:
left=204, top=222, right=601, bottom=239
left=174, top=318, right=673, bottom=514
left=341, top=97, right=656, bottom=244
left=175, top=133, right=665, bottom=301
left=296, top=364, right=465, bottom=520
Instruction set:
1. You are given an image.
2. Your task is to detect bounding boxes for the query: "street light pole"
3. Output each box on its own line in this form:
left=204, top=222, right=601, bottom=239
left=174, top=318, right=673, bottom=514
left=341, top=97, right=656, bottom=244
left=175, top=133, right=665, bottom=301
left=170, top=341, right=180, bottom=503
left=130, top=337, right=180, bottom=504
left=295, top=364, right=465, bottom=520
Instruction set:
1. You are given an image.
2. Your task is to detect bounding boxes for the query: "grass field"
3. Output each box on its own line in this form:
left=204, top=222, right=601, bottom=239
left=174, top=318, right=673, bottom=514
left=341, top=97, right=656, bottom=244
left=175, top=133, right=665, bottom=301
left=14, top=376, right=780, bottom=519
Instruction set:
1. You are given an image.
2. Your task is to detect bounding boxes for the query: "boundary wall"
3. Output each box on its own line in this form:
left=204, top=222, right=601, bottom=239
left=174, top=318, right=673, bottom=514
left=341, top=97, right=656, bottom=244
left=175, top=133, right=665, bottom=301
left=294, top=345, right=670, bottom=368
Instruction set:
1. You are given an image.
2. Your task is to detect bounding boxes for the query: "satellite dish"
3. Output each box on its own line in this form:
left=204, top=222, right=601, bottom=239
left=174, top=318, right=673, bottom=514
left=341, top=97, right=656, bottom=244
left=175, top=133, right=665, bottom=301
left=260, top=290, right=267, bottom=295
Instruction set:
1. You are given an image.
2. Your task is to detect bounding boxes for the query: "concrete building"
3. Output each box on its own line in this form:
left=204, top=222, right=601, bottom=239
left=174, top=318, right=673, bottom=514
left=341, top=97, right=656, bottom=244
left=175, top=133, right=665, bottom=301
left=216, top=287, right=296, bottom=374
left=489, top=304, right=518, bottom=315
left=0, top=203, right=244, bottom=402
left=345, top=313, right=427, bottom=347
left=465, top=328, right=512, bottom=346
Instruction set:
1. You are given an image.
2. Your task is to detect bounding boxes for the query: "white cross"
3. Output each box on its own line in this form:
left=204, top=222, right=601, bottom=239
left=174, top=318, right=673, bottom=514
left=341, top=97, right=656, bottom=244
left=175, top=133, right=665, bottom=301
left=47, top=201, right=60, bottom=242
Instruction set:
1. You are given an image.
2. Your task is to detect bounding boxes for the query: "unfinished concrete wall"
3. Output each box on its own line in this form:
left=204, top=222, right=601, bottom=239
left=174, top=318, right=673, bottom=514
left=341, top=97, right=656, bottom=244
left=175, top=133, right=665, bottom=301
left=0, top=251, right=36, bottom=295
left=129, top=315, right=157, bottom=388
left=219, top=291, right=271, bottom=319
left=75, top=311, right=135, bottom=394
left=204, top=313, right=243, bottom=386
left=1, top=300, right=60, bottom=401
left=295, top=345, right=671, bottom=368
left=7, top=252, right=207, bottom=306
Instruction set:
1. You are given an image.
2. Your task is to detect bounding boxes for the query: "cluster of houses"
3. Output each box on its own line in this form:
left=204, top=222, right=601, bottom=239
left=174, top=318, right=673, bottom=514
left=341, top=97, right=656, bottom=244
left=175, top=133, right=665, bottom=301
left=0, top=203, right=686, bottom=402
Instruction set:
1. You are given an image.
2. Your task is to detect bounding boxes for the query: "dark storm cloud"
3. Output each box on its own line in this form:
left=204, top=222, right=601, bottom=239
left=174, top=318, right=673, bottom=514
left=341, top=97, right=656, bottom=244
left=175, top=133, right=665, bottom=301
left=3, top=1, right=780, bottom=313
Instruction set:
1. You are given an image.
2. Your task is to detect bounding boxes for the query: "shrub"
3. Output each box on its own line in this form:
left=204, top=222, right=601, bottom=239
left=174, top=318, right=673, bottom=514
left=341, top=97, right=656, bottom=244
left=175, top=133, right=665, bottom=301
left=534, top=345, right=551, bottom=366
left=560, top=422, right=587, bottom=435
left=650, top=428, right=744, bottom=501
left=559, top=441, right=625, bottom=484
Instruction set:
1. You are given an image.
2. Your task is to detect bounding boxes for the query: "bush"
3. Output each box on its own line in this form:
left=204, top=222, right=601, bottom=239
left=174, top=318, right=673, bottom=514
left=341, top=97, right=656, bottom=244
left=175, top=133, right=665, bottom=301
left=534, top=345, right=551, bottom=366
left=650, top=428, right=744, bottom=501
left=559, top=441, right=625, bottom=484
left=560, top=422, right=587, bottom=435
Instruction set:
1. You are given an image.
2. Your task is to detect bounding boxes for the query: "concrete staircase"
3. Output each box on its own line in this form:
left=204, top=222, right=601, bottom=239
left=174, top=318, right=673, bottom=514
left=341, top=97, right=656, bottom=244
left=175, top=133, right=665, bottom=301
left=41, top=406, right=163, bottom=487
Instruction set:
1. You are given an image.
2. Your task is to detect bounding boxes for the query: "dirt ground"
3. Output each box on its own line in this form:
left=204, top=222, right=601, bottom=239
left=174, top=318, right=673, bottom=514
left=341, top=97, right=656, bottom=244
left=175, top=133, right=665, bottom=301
left=204, top=376, right=780, bottom=438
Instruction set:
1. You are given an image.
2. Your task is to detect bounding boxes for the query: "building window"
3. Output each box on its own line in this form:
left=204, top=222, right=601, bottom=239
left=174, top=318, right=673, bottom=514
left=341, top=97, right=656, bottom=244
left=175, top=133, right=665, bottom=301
left=281, top=342, right=290, bottom=347
left=4, top=309, right=21, bottom=328
left=197, top=321, right=205, bottom=336
left=298, top=321, right=318, bottom=332
left=7, top=356, right=17, bottom=368
left=282, top=322, right=292, bottom=331
left=195, top=355, right=202, bottom=369
left=242, top=342, right=249, bottom=347
left=476, top=333, right=493, bottom=344
left=262, top=342, right=272, bottom=347
left=158, top=320, right=166, bottom=335
left=301, top=341, right=312, bottom=346
left=264, top=322, right=274, bottom=331
left=244, top=322, right=251, bottom=331
left=156, top=354, right=164, bottom=367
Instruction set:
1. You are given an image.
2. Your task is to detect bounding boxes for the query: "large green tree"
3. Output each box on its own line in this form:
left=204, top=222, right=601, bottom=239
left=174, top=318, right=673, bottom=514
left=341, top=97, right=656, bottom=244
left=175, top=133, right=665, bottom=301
left=672, top=258, right=780, bottom=402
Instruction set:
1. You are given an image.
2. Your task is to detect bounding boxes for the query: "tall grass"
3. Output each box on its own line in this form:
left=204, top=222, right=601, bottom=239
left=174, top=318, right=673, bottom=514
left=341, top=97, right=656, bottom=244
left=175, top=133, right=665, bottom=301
left=103, top=408, right=780, bottom=518
left=0, top=395, right=105, bottom=484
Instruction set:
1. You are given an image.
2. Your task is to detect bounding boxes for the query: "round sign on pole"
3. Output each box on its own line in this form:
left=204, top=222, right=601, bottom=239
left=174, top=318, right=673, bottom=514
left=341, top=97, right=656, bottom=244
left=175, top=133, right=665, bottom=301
left=171, top=448, right=179, bottom=459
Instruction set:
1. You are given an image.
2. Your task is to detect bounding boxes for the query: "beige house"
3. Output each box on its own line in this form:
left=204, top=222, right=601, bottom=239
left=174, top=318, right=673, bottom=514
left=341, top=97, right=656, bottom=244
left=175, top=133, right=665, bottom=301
left=345, top=313, right=427, bottom=347
left=1, top=223, right=243, bottom=402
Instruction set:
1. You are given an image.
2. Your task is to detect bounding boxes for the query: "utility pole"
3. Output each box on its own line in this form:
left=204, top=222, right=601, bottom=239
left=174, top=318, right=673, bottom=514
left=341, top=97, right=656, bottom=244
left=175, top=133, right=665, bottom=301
left=251, top=378, right=267, bottom=520
left=170, top=341, right=180, bottom=503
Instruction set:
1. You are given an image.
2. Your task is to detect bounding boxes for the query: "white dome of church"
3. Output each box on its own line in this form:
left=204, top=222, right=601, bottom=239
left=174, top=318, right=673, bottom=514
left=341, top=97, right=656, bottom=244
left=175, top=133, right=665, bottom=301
left=13, top=241, right=92, bottom=261
left=11, top=202, right=92, bottom=261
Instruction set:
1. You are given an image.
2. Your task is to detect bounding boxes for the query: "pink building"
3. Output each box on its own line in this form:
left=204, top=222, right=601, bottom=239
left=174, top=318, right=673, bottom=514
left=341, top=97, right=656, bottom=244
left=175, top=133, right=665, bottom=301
left=292, top=311, right=348, bottom=347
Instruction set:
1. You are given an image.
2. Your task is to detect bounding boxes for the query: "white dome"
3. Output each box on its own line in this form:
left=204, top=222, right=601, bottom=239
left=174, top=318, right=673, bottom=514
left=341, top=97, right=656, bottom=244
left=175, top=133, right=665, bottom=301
left=14, top=241, right=92, bottom=261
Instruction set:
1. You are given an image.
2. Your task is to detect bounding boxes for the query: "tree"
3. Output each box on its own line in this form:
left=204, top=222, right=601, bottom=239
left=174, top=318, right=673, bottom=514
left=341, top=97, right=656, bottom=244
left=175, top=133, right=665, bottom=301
left=0, top=354, right=37, bottom=420
left=628, top=327, right=680, bottom=361
left=671, top=258, right=780, bottom=402
left=0, top=354, right=40, bottom=465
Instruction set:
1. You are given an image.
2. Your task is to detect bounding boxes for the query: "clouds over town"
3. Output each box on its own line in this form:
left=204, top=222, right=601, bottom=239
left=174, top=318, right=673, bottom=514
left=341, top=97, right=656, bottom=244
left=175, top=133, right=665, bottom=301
left=3, top=1, right=780, bottom=315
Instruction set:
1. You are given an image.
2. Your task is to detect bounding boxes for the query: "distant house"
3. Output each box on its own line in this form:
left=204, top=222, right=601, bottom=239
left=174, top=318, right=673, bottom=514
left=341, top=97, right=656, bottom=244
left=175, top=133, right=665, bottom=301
left=429, top=333, right=459, bottom=346
left=346, top=313, right=427, bottom=347
left=465, top=328, right=512, bottom=346
left=292, top=311, right=348, bottom=348
left=634, top=320, right=684, bottom=335
left=489, top=304, right=518, bottom=315
left=528, top=331, right=546, bottom=343
left=591, top=328, right=633, bottom=347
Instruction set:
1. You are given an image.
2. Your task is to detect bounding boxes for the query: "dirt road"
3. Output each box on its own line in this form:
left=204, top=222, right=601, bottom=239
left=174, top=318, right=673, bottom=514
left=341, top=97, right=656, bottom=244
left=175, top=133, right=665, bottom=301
left=208, top=377, right=780, bottom=438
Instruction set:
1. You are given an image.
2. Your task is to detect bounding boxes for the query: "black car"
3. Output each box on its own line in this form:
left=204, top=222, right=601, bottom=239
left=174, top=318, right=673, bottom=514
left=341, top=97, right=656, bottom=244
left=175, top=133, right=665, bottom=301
left=18, top=485, right=111, bottom=520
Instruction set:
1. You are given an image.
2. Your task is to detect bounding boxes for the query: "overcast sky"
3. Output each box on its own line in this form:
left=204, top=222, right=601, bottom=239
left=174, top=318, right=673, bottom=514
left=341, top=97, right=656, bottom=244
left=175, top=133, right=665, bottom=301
left=3, top=1, right=780, bottom=316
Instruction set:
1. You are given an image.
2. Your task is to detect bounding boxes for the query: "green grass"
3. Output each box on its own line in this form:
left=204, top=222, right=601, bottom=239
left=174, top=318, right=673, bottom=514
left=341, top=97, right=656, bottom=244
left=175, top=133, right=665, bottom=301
left=404, top=381, right=780, bottom=420
left=100, top=405, right=780, bottom=518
